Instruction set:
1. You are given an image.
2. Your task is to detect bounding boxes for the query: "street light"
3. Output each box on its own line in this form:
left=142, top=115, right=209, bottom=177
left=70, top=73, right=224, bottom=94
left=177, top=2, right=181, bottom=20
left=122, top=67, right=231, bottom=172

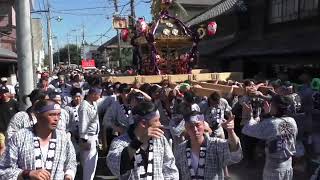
left=66, top=33, right=71, bottom=67
left=55, top=16, right=62, bottom=22
left=30, top=8, right=62, bottom=72
left=71, top=29, right=79, bottom=52
left=47, top=15, right=62, bottom=73
left=52, top=36, right=60, bottom=65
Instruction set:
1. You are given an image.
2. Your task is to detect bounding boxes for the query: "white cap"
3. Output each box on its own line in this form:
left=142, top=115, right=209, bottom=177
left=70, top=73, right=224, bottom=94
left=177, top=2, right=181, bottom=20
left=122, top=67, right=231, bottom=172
left=1, top=77, right=8, bottom=82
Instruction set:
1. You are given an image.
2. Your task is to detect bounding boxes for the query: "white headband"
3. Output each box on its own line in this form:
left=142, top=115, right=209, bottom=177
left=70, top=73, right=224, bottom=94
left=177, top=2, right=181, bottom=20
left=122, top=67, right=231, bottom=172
left=134, top=110, right=160, bottom=122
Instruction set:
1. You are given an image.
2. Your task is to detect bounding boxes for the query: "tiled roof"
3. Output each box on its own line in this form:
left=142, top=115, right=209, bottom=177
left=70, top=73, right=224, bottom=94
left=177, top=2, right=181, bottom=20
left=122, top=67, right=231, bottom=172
left=176, top=0, right=222, bottom=6
left=187, top=0, right=245, bottom=26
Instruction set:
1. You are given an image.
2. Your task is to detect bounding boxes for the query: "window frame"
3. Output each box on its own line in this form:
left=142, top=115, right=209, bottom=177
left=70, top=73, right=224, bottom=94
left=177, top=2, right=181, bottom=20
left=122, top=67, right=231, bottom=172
left=268, top=0, right=319, bottom=24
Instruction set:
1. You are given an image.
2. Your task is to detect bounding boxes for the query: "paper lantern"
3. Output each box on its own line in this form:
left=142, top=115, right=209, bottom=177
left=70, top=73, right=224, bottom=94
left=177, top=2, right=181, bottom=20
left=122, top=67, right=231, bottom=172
left=207, top=21, right=217, bottom=36
left=136, top=18, right=148, bottom=34
left=121, top=29, right=129, bottom=42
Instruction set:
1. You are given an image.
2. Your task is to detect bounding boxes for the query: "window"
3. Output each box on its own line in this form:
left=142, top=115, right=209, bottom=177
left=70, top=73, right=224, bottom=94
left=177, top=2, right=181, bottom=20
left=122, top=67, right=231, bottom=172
left=269, top=0, right=319, bottom=23
left=0, top=5, right=9, bottom=28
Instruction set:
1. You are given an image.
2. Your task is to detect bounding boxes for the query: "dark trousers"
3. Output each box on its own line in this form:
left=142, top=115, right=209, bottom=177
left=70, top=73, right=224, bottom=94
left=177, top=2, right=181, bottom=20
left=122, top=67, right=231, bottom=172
left=241, top=130, right=259, bottom=162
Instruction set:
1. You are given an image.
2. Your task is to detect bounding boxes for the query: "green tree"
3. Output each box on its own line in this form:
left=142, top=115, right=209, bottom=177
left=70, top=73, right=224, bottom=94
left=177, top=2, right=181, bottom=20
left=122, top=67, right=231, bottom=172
left=108, top=48, right=133, bottom=67
left=53, top=44, right=81, bottom=65
left=43, top=54, right=49, bottom=66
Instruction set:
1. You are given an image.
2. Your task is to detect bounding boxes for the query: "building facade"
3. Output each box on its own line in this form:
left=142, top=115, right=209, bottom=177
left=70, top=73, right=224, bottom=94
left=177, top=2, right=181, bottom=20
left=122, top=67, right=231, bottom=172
left=31, top=18, right=45, bottom=72
left=98, top=34, right=132, bottom=68
left=187, top=0, right=320, bottom=79
left=0, top=0, right=17, bottom=84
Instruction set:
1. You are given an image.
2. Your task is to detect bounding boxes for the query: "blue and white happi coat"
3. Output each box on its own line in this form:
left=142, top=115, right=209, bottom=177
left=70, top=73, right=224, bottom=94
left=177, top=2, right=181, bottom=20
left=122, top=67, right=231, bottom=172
left=0, top=128, right=77, bottom=180
left=175, top=135, right=242, bottom=180
left=107, top=134, right=179, bottom=180
left=6, top=111, right=36, bottom=140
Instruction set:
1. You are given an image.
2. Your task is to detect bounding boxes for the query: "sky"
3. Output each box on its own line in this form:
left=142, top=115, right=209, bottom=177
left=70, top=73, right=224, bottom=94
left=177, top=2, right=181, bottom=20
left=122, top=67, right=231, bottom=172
left=32, top=0, right=152, bottom=51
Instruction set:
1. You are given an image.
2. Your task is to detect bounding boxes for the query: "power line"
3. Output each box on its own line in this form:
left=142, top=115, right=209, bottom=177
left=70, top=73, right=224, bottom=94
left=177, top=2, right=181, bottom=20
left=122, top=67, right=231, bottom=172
left=90, top=26, right=113, bottom=45
left=53, top=6, right=111, bottom=11
left=51, top=11, right=107, bottom=16
left=52, top=3, right=131, bottom=12
left=64, top=34, right=111, bottom=38
left=86, top=1, right=131, bottom=45
left=119, top=1, right=130, bottom=14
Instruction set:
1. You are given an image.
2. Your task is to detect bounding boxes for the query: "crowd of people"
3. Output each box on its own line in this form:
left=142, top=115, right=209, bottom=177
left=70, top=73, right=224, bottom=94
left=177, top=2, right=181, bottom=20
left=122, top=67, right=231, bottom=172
left=0, top=68, right=318, bottom=180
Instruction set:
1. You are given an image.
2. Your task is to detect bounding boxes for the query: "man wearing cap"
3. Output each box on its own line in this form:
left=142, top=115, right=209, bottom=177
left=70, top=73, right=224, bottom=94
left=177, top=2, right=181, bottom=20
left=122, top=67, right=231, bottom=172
left=0, top=86, right=19, bottom=155
left=0, top=77, right=16, bottom=99
left=175, top=111, right=242, bottom=180
left=107, top=101, right=179, bottom=180
left=78, top=87, right=101, bottom=180
left=0, top=86, right=19, bottom=133
left=0, top=99, right=77, bottom=179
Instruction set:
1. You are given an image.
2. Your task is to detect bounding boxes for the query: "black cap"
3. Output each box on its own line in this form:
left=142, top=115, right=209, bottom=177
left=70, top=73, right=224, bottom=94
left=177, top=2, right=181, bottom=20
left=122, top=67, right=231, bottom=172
left=271, top=95, right=291, bottom=110
left=118, top=83, right=131, bottom=94
left=0, top=86, right=9, bottom=94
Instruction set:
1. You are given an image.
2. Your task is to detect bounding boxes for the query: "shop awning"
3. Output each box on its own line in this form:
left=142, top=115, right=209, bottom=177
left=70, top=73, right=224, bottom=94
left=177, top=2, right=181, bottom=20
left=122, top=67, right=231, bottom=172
left=0, top=48, right=17, bottom=63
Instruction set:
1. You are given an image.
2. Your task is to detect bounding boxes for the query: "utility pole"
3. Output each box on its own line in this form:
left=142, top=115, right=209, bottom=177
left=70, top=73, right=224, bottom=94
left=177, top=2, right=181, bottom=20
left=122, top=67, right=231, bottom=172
left=71, top=29, right=79, bottom=63
left=113, top=0, right=122, bottom=68
left=81, top=24, right=85, bottom=61
left=46, top=0, right=54, bottom=73
left=100, top=34, right=103, bottom=45
left=67, top=33, right=71, bottom=67
left=30, top=18, right=36, bottom=88
left=16, top=0, right=34, bottom=110
left=130, top=0, right=136, bottom=19
left=55, top=36, right=61, bottom=63
left=75, top=35, right=78, bottom=53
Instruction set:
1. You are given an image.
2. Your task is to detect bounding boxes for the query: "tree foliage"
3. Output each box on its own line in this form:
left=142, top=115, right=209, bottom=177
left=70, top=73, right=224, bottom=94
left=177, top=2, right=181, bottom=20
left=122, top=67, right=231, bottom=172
left=53, top=44, right=81, bottom=65
left=108, top=48, right=133, bottom=67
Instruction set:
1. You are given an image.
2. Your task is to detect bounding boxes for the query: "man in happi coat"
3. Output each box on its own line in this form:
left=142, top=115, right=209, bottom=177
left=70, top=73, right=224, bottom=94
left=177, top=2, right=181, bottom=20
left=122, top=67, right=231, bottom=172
left=175, top=111, right=242, bottom=180
left=78, top=87, right=101, bottom=180
left=0, top=99, right=77, bottom=180
left=48, top=91, right=71, bottom=133
left=107, top=101, right=179, bottom=180
left=242, top=95, right=298, bottom=180
left=64, top=87, right=83, bottom=158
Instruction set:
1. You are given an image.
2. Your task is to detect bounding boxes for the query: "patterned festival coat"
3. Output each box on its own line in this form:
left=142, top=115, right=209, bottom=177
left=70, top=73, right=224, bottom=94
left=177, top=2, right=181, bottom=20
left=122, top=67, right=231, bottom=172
left=0, top=128, right=77, bottom=180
